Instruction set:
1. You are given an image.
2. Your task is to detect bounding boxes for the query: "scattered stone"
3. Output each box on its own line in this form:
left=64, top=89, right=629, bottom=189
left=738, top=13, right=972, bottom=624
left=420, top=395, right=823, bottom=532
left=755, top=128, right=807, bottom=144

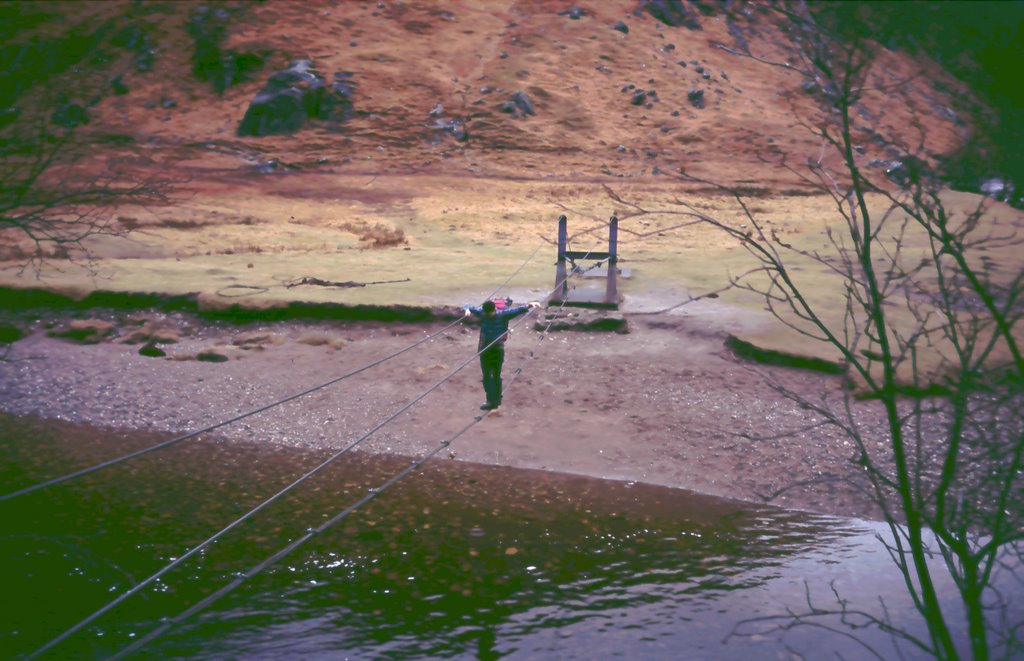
left=430, top=117, right=468, bottom=142
left=428, top=102, right=444, bottom=116
left=499, top=51, right=508, bottom=59
left=702, top=71, right=711, bottom=80
left=614, top=20, right=629, bottom=33
left=677, top=60, right=687, bottom=67
left=139, top=342, right=166, bottom=358
left=616, top=144, right=626, bottom=152
left=670, top=109, right=680, bottom=116
left=801, top=79, right=818, bottom=94
left=979, top=178, right=1018, bottom=204
left=630, top=90, right=647, bottom=106
left=687, top=88, right=705, bottom=109
left=645, top=149, right=657, bottom=157
left=161, top=97, right=177, bottom=109
left=253, top=159, right=292, bottom=174
left=558, top=6, right=586, bottom=20
left=500, top=90, right=535, bottom=117
left=662, top=43, right=675, bottom=52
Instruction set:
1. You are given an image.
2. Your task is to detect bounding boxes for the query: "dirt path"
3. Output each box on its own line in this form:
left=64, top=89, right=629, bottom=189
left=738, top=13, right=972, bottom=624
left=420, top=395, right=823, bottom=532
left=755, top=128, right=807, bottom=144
left=0, top=303, right=885, bottom=520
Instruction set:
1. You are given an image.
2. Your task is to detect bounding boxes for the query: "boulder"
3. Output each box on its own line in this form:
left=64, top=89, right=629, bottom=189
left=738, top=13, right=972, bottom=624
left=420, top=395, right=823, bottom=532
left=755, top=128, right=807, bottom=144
left=500, top=90, right=535, bottom=118
left=642, top=0, right=702, bottom=30
left=237, top=60, right=354, bottom=136
left=979, top=177, right=1018, bottom=204
left=687, top=88, right=705, bottom=109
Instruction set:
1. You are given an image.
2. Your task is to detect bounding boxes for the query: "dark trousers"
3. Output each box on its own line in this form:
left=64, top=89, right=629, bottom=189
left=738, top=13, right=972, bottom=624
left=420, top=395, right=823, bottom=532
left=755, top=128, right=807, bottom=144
left=480, top=345, right=505, bottom=406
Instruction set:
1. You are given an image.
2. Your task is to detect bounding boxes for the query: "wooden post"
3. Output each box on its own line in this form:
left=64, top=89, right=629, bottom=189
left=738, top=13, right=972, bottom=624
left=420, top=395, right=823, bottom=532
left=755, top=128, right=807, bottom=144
left=604, top=214, right=618, bottom=304
left=554, top=214, right=568, bottom=303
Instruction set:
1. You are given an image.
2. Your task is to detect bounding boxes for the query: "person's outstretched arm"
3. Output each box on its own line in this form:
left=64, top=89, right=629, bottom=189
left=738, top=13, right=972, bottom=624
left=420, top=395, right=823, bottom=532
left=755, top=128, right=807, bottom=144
left=500, top=301, right=542, bottom=318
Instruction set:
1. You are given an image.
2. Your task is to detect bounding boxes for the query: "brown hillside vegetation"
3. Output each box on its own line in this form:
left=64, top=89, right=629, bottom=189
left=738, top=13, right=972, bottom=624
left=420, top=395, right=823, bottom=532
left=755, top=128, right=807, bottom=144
left=17, top=0, right=967, bottom=178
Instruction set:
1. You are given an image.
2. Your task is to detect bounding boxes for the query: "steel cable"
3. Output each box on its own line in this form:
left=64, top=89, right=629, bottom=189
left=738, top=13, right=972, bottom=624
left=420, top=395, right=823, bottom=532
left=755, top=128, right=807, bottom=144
left=2, top=240, right=546, bottom=502
left=109, top=244, right=602, bottom=659
left=23, top=241, right=557, bottom=659
left=26, top=302, right=546, bottom=660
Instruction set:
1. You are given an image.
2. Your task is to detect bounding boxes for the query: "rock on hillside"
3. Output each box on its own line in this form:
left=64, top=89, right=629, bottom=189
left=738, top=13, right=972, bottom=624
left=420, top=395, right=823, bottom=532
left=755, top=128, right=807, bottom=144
left=4, top=0, right=970, bottom=184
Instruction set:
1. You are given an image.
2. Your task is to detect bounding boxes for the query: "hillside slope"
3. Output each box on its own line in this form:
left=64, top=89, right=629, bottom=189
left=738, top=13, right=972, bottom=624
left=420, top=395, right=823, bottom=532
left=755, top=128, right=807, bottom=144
left=4, top=0, right=969, bottom=183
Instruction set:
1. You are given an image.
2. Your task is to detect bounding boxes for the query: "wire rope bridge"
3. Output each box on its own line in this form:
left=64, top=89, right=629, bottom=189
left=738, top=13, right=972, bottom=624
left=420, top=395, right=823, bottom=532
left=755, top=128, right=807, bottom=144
left=4, top=216, right=619, bottom=659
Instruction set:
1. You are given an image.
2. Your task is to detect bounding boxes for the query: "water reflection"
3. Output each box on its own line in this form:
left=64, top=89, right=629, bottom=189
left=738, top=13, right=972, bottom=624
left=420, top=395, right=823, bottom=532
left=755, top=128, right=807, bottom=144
left=0, top=414, right=957, bottom=659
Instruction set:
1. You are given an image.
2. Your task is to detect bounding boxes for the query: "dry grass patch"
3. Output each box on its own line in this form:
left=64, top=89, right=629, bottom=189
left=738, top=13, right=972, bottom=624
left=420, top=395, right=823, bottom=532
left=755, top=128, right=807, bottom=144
left=296, top=331, right=345, bottom=349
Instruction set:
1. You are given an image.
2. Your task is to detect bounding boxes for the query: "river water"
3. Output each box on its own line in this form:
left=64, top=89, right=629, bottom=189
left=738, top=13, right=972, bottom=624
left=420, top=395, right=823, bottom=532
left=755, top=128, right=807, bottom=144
left=0, top=414, right=993, bottom=660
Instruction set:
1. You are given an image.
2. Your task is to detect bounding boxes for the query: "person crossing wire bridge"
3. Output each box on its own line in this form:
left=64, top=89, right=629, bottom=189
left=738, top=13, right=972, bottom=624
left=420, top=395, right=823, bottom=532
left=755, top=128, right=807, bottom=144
left=463, top=298, right=542, bottom=410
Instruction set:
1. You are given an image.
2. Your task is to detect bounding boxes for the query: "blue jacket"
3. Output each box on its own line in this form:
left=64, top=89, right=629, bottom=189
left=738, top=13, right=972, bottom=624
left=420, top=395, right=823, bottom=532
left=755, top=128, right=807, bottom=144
left=465, top=304, right=530, bottom=349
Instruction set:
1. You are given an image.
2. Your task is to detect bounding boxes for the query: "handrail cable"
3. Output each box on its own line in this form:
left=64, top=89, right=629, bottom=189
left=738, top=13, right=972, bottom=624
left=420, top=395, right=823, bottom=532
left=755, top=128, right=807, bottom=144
left=1, top=241, right=546, bottom=502
left=24, top=242, right=568, bottom=660
left=110, top=246, right=600, bottom=660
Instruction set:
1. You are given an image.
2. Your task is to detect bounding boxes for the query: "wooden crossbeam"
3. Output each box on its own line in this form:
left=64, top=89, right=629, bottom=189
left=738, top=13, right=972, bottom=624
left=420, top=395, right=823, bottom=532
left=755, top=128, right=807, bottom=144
left=564, top=251, right=610, bottom=261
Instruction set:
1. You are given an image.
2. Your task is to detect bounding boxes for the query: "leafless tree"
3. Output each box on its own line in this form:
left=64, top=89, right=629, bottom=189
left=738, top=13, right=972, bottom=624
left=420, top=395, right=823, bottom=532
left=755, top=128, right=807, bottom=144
left=613, top=3, right=1023, bottom=658
left=0, top=116, right=177, bottom=274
